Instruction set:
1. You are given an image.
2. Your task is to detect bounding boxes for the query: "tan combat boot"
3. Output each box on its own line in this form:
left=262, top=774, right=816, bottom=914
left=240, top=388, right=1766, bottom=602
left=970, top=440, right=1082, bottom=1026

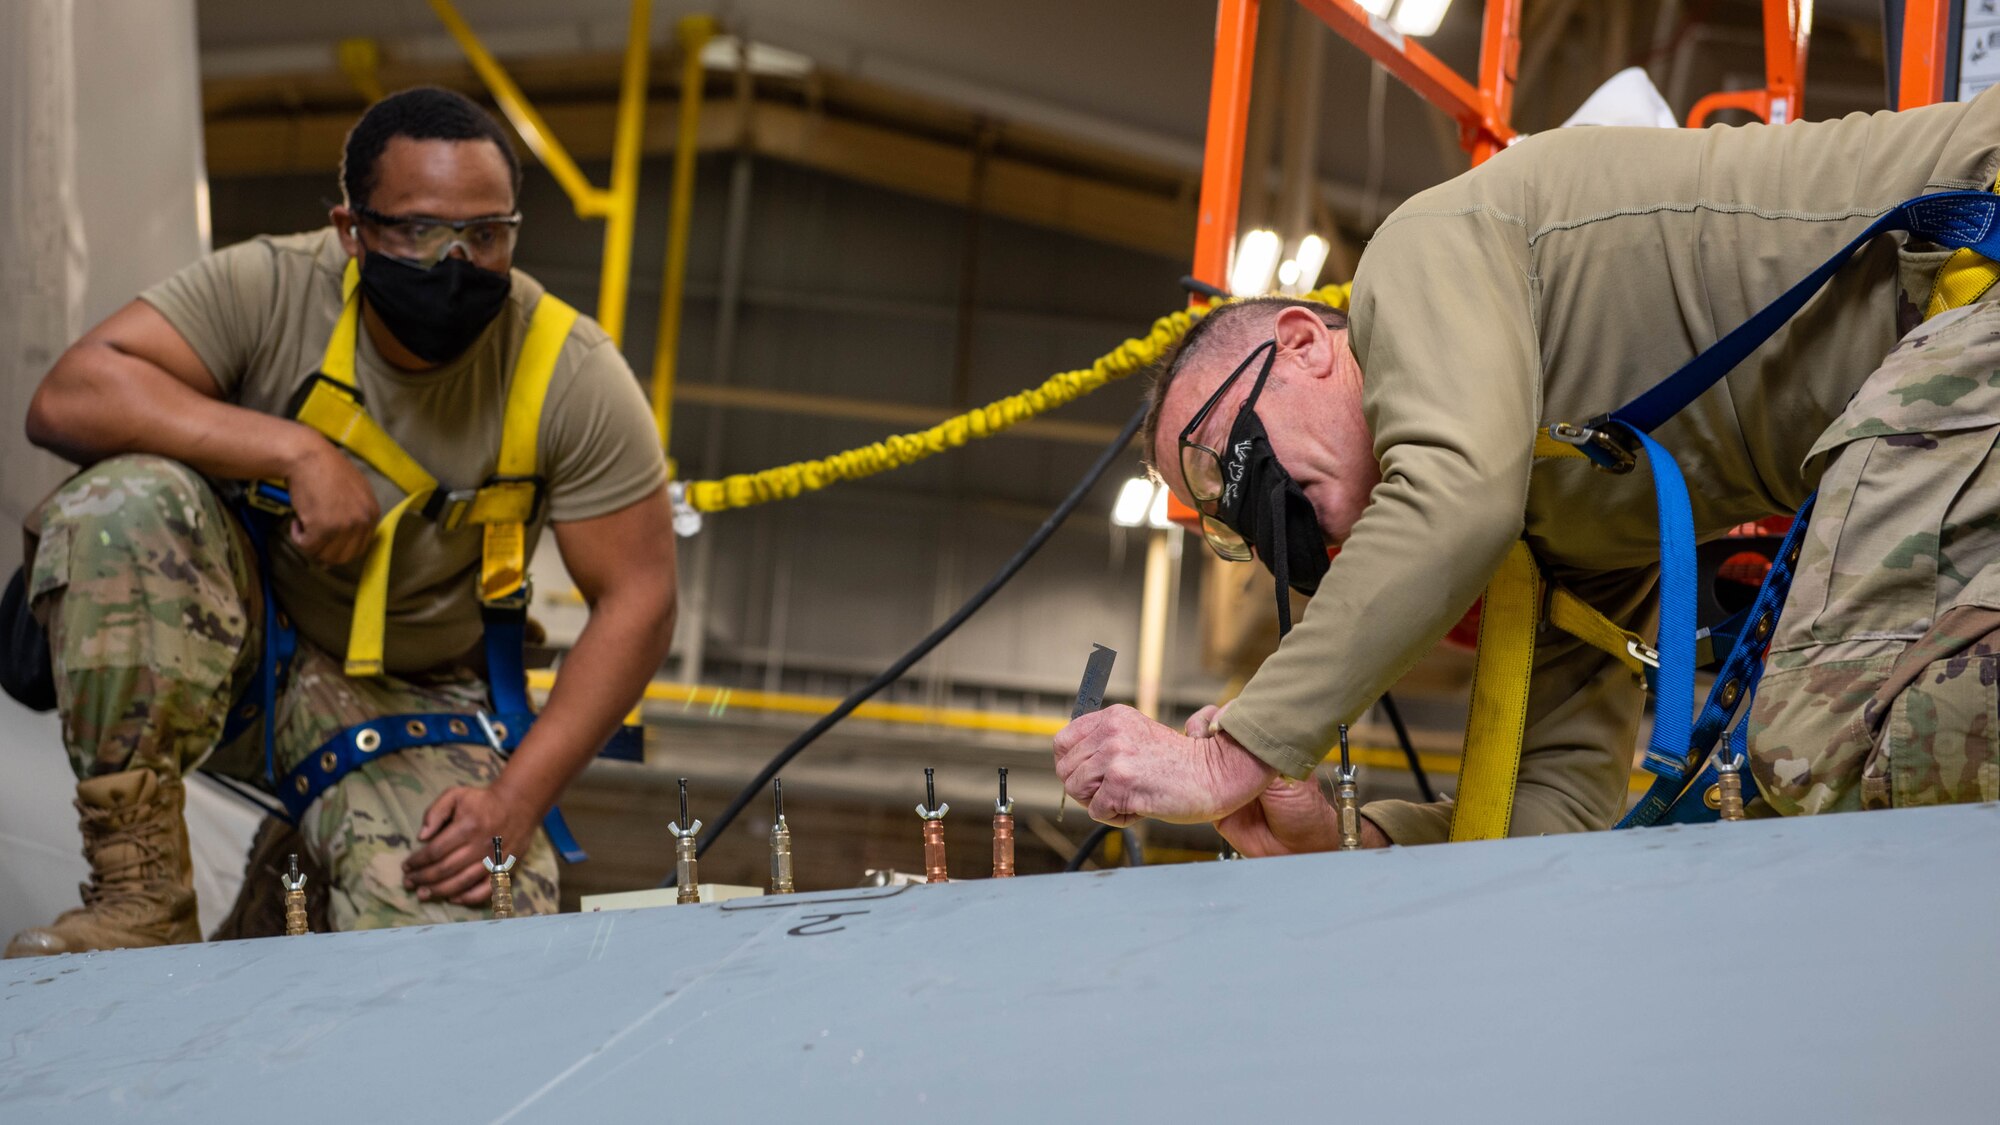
left=5, top=770, right=200, bottom=957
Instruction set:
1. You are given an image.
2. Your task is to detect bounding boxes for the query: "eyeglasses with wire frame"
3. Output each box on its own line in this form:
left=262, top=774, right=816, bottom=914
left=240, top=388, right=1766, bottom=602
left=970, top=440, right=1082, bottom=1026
left=1177, top=339, right=1280, bottom=562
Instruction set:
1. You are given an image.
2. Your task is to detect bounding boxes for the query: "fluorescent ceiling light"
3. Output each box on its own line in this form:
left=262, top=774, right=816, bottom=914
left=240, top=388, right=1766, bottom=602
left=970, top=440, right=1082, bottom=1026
left=1292, top=234, right=1330, bottom=294
left=1229, top=229, right=1282, bottom=297
left=1389, top=0, right=1453, bottom=37
left=1277, top=259, right=1301, bottom=289
left=1112, top=477, right=1157, bottom=527
left=1357, top=0, right=1395, bottom=16
left=1112, top=478, right=1175, bottom=530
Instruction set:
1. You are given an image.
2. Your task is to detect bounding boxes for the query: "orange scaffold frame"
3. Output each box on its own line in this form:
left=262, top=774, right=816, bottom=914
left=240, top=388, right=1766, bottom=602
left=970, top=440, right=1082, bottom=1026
left=1898, top=0, right=1952, bottom=110
left=1189, top=0, right=1842, bottom=294
left=1189, top=0, right=1521, bottom=303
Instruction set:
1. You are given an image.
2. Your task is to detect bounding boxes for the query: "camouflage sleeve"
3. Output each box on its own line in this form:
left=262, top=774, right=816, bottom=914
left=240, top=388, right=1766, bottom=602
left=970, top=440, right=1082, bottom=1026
left=538, top=331, right=668, bottom=524
left=136, top=238, right=282, bottom=399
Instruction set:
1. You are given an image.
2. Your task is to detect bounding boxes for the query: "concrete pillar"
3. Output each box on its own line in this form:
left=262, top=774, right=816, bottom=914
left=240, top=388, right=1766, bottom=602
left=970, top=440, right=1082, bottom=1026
left=0, top=0, right=208, bottom=575
left=0, top=0, right=252, bottom=945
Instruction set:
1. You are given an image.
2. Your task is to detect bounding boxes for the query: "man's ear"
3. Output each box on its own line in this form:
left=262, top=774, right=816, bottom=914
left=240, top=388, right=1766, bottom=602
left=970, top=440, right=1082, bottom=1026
left=1273, top=305, right=1334, bottom=378
left=331, top=205, right=362, bottom=260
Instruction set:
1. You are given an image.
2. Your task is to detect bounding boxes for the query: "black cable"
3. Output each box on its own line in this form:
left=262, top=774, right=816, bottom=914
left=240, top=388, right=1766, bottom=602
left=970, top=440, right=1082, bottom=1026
left=1379, top=691, right=1437, bottom=803
left=686, top=400, right=1151, bottom=865
left=1064, top=820, right=1128, bottom=872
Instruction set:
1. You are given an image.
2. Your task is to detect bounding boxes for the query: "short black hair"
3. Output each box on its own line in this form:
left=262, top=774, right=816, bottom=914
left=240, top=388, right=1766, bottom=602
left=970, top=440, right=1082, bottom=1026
left=1139, top=296, right=1349, bottom=468
left=340, top=86, right=522, bottom=210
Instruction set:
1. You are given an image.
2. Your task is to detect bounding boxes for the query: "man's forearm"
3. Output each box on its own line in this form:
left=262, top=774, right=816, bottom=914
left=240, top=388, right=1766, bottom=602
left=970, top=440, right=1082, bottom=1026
left=30, top=340, right=319, bottom=480
left=488, top=586, right=675, bottom=818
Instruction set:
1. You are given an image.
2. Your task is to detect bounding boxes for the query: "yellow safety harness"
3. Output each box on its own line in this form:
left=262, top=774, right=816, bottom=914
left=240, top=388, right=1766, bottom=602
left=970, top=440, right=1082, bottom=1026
left=285, top=261, right=576, bottom=676
left=1447, top=504, right=1657, bottom=842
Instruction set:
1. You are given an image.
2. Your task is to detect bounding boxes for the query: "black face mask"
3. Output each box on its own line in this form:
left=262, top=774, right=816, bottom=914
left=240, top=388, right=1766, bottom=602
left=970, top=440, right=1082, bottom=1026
left=357, top=251, right=511, bottom=365
left=1208, top=342, right=1332, bottom=635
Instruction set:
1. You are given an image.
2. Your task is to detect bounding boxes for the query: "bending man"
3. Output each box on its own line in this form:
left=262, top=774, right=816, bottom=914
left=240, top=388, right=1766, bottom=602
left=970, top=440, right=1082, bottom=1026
left=1056, top=90, right=2000, bottom=851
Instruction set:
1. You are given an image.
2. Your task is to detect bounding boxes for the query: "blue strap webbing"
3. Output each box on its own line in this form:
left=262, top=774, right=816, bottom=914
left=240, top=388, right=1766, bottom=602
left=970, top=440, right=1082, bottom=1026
left=1610, top=191, right=2000, bottom=438
left=482, top=608, right=534, bottom=717
left=480, top=605, right=588, bottom=863
left=1617, top=496, right=1813, bottom=828
left=279, top=709, right=535, bottom=821
left=1622, top=428, right=1699, bottom=781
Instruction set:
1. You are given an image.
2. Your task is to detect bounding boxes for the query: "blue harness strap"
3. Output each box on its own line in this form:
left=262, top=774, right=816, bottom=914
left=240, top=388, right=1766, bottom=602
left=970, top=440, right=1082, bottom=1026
left=220, top=496, right=296, bottom=786
left=1581, top=191, right=2000, bottom=828
left=472, top=602, right=645, bottom=864
left=1624, top=428, right=1699, bottom=783
left=1601, top=192, right=2000, bottom=446
left=1616, top=499, right=1812, bottom=827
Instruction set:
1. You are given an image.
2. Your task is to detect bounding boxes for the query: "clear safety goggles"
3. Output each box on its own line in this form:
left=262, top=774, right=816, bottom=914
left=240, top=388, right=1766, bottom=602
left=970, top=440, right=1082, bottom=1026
left=354, top=206, right=521, bottom=268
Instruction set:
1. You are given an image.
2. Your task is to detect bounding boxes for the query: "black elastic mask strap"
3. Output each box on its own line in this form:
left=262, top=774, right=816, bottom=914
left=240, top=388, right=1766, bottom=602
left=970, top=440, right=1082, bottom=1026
left=1270, top=483, right=1292, bottom=637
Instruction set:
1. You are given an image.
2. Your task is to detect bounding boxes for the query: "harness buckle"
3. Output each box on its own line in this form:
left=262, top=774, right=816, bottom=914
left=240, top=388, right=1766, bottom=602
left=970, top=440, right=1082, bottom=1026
left=423, top=476, right=545, bottom=531
left=482, top=581, right=532, bottom=614
left=1549, top=417, right=1639, bottom=475
left=424, top=488, right=484, bottom=531
left=1625, top=638, right=1660, bottom=694
left=245, top=480, right=294, bottom=516
left=285, top=371, right=364, bottom=419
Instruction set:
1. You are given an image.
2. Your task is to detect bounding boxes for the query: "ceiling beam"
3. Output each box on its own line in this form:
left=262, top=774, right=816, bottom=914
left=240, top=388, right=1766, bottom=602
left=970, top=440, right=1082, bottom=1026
left=203, top=84, right=1196, bottom=258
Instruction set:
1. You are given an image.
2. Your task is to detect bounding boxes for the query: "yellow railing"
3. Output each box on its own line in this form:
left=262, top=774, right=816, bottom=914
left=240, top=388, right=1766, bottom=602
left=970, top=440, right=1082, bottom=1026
left=530, top=670, right=1653, bottom=794
left=428, top=0, right=653, bottom=344
left=651, top=15, right=717, bottom=459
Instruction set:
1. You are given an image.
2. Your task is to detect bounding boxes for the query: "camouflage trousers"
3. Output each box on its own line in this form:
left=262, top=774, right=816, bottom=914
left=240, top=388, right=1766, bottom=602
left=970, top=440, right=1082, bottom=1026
left=28, top=455, right=557, bottom=929
left=1750, top=303, right=2000, bottom=814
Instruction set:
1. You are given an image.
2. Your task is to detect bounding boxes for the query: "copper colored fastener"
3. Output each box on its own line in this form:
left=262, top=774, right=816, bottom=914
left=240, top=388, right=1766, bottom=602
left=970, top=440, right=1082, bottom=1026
left=992, top=768, right=1016, bottom=878
left=916, top=767, right=949, bottom=883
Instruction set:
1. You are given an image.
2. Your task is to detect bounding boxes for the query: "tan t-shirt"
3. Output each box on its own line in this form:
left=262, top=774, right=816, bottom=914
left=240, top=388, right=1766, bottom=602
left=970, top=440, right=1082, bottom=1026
left=140, top=229, right=666, bottom=673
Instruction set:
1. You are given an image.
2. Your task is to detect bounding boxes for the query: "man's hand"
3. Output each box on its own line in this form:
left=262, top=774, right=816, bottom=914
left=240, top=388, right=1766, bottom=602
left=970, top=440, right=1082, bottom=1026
left=281, top=433, right=380, bottom=566
left=1215, top=776, right=1394, bottom=857
left=1053, top=703, right=1277, bottom=826
left=1216, top=777, right=1339, bottom=857
left=402, top=784, right=542, bottom=906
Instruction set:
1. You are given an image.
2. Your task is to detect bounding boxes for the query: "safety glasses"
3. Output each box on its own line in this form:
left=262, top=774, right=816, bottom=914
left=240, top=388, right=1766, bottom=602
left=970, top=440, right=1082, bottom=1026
left=354, top=205, right=521, bottom=269
left=1177, top=340, right=1278, bottom=562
